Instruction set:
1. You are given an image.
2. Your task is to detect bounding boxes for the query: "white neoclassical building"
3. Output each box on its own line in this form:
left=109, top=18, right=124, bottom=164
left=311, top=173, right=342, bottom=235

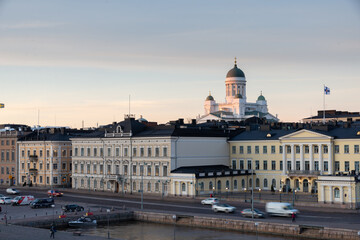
left=197, top=59, right=279, bottom=123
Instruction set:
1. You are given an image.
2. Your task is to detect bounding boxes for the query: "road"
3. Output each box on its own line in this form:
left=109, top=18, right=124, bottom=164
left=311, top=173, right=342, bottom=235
left=2, top=187, right=360, bottom=231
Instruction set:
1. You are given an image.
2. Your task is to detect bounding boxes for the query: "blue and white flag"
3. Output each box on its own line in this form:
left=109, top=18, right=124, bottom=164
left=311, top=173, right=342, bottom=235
left=324, top=86, right=330, bottom=95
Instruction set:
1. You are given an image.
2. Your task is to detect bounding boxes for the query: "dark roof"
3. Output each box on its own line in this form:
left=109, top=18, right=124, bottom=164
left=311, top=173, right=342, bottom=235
left=311, top=126, right=360, bottom=139
left=229, top=129, right=298, bottom=141
left=171, top=165, right=230, bottom=174
left=226, top=64, right=245, bottom=78
left=303, top=110, right=360, bottom=120
left=18, top=128, right=98, bottom=141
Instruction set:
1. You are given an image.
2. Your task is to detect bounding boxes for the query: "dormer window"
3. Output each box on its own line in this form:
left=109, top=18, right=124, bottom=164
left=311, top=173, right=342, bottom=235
left=266, top=133, right=271, bottom=138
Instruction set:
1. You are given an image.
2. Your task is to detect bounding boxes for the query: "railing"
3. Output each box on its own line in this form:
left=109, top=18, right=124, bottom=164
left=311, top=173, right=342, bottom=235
left=287, top=170, right=320, bottom=176
left=29, top=155, right=38, bottom=162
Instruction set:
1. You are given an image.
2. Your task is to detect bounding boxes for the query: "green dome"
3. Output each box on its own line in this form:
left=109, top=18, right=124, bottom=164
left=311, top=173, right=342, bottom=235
left=234, top=93, right=243, bottom=99
left=206, top=95, right=214, bottom=101
left=257, top=95, right=266, bottom=101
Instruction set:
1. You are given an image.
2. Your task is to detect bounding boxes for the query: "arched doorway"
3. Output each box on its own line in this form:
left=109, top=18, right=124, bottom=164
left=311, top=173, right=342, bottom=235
left=217, top=180, right=222, bottom=193
left=311, top=180, right=317, bottom=193
left=303, top=179, right=309, bottom=192
left=285, top=178, right=291, bottom=192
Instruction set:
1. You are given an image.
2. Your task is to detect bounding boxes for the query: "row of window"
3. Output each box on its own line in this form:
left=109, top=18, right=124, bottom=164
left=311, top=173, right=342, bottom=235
left=0, top=150, right=15, bottom=161
left=0, top=167, right=15, bottom=175
left=232, top=144, right=359, bottom=155
left=74, top=163, right=168, bottom=177
left=0, top=140, right=15, bottom=146
left=21, top=175, right=60, bottom=184
left=21, top=162, right=71, bottom=171
left=74, top=146, right=168, bottom=158
left=21, top=149, right=69, bottom=158
left=199, top=178, right=278, bottom=192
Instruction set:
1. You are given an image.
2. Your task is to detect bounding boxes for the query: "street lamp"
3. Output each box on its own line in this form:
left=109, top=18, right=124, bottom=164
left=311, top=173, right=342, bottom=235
left=279, top=189, right=282, bottom=202
left=259, top=188, right=261, bottom=200
left=226, top=187, right=229, bottom=198
left=107, top=208, right=110, bottom=239
left=244, top=187, right=247, bottom=202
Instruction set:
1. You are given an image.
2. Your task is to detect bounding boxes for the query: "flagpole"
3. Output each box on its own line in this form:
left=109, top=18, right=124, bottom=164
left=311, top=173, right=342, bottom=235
left=323, top=84, right=325, bottom=124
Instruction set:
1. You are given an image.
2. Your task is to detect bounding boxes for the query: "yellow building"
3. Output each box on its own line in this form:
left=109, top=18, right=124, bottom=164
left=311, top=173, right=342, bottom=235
left=229, top=123, right=360, bottom=208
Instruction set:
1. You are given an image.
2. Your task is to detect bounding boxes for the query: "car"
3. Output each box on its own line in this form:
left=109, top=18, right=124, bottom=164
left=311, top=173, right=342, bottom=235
left=212, top=203, right=236, bottom=213
left=47, top=190, right=63, bottom=197
left=241, top=208, right=266, bottom=218
left=62, top=204, right=85, bottom=212
left=6, top=188, right=20, bottom=195
left=30, top=198, right=55, bottom=208
left=0, top=194, right=5, bottom=198
left=201, top=198, right=219, bottom=205
left=0, top=196, right=12, bottom=204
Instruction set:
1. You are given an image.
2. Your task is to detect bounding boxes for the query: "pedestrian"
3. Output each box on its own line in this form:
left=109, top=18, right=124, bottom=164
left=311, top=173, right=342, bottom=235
left=50, top=224, right=56, bottom=239
left=210, top=193, right=213, bottom=198
left=291, top=212, right=296, bottom=223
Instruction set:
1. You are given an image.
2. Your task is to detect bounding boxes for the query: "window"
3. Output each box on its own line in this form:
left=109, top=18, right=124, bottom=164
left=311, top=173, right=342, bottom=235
left=271, top=161, right=276, bottom=170
left=247, top=146, right=251, bottom=154
left=334, top=145, right=339, bottom=154
left=286, top=146, right=291, bottom=154
left=305, top=161, right=309, bottom=171
left=62, top=163, right=66, bottom=170
left=115, top=165, right=119, bottom=174
left=21, top=150, right=25, bottom=158
left=272, top=179, right=276, bottom=188
left=80, top=148, right=84, bottom=156
left=27, top=150, right=30, bottom=157
left=53, top=164, right=58, bottom=170
left=147, top=182, right=152, bottom=192
left=40, top=163, right=43, bottom=170
left=241, top=179, right=245, bottom=189
left=133, top=147, right=137, bottom=157
left=93, top=164, right=97, bottom=174
left=147, top=148, right=152, bottom=157
left=74, top=164, right=78, bottom=173
left=295, top=146, right=300, bottom=154
left=226, top=180, right=230, bottom=189
left=314, top=146, right=319, bottom=154
left=107, top=164, right=111, bottom=174
left=0, top=167, right=3, bottom=174
left=263, top=146, right=267, bottom=154
left=345, top=161, right=349, bottom=171
left=87, top=148, right=91, bottom=156
left=232, top=146, right=236, bottom=154
left=123, top=165, right=128, bottom=175
left=155, top=166, right=159, bottom=176
left=94, top=148, right=98, bottom=157
left=323, top=145, right=328, bottom=154
left=279, top=146, right=283, bottom=154
left=355, top=161, right=360, bottom=173
left=280, top=161, right=283, bottom=171
left=163, top=147, right=168, bottom=157
left=140, top=147, right=144, bottom=157
left=53, top=177, right=58, bottom=184
left=132, top=165, right=137, bottom=175
left=287, top=161, right=291, bottom=171
left=107, top=147, right=112, bottom=157
left=163, top=166, right=168, bottom=176
left=124, top=148, right=128, bottom=157
left=247, top=160, right=252, bottom=170
left=255, top=146, right=259, bottom=154
left=263, top=160, right=268, bottom=170
left=234, top=180, right=238, bottom=190
left=255, top=160, right=260, bottom=170
left=255, top=178, right=260, bottom=188
left=11, top=140, right=15, bottom=145
left=334, top=188, right=340, bottom=198
left=335, top=161, right=340, bottom=171
left=100, top=164, right=104, bottom=174
left=239, top=146, right=244, bottom=154
left=107, top=182, right=111, bottom=190
left=147, top=165, right=151, bottom=176
left=100, top=147, right=104, bottom=157
left=296, top=161, right=300, bottom=170
left=39, top=176, right=43, bottom=183
left=133, top=182, right=136, bottom=191
left=62, top=150, right=66, bottom=157
left=181, top=183, right=186, bottom=192
left=155, top=147, right=160, bottom=157
left=115, top=148, right=120, bottom=157
left=155, top=182, right=159, bottom=192
left=232, top=160, right=236, bottom=169
left=271, top=146, right=275, bottom=154
left=209, top=181, right=213, bottom=190
left=314, top=161, right=319, bottom=171
left=80, top=164, right=84, bottom=173
left=344, top=145, right=349, bottom=154
left=264, top=179, right=268, bottom=188
left=355, top=145, right=359, bottom=154
left=239, top=160, right=244, bottom=170
left=305, top=146, right=309, bottom=154
left=6, top=150, right=9, bottom=161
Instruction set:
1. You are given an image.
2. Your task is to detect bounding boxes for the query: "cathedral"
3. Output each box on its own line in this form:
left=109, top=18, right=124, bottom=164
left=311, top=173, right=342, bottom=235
left=197, top=59, right=279, bottom=123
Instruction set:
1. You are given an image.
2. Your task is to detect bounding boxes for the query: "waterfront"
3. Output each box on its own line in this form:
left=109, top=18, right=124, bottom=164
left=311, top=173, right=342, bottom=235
left=67, top=221, right=287, bottom=240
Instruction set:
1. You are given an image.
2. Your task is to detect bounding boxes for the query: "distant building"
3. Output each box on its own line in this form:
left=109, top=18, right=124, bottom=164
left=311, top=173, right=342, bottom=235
left=0, top=124, right=31, bottom=186
left=197, top=59, right=278, bottom=123
left=303, top=110, right=360, bottom=124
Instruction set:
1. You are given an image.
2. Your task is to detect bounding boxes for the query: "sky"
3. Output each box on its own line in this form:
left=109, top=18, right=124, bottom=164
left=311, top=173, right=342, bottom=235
left=0, top=1, right=359, bottom=128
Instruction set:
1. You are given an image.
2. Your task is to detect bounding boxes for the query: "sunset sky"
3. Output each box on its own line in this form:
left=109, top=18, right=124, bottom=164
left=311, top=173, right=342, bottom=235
left=0, top=1, right=359, bottom=128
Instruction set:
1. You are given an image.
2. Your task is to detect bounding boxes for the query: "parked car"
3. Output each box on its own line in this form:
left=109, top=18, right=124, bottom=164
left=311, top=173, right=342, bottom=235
left=241, top=208, right=266, bottom=218
left=30, top=198, right=55, bottom=208
left=47, top=190, right=63, bottom=197
left=201, top=198, right=219, bottom=205
left=212, top=203, right=236, bottom=213
left=6, top=188, right=20, bottom=195
left=265, top=202, right=299, bottom=217
left=11, top=195, right=35, bottom=206
left=0, top=196, right=12, bottom=204
left=62, top=204, right=85, bottom=212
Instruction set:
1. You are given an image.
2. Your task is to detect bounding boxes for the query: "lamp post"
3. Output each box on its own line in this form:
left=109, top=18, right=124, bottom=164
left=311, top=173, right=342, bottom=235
left=244, top=187, right=247, bottom=202
left=212, top=186, right=215, bottom=197
left=251, top=159, right=254, bottom=219
left=259, top=188, right=261, bottom=200
left=279, top=189, right=282, bottom=202
left=226, top=187, right=229, bottom=199
left=141, top=163, right=147, bottom=210
left=107, top=208, right=110, bottom=239
left=293, top=189, right=297, bottom=206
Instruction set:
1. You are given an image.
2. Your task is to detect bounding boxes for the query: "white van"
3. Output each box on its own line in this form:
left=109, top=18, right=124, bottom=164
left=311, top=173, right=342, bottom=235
left=265, top=202, right=298, bottom=217
left=11, top=195, right=35, bottom=206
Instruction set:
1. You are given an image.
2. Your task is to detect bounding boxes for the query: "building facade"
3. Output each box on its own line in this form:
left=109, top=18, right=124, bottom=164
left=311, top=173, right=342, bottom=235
left=229, top=123, right=360, bottom=208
